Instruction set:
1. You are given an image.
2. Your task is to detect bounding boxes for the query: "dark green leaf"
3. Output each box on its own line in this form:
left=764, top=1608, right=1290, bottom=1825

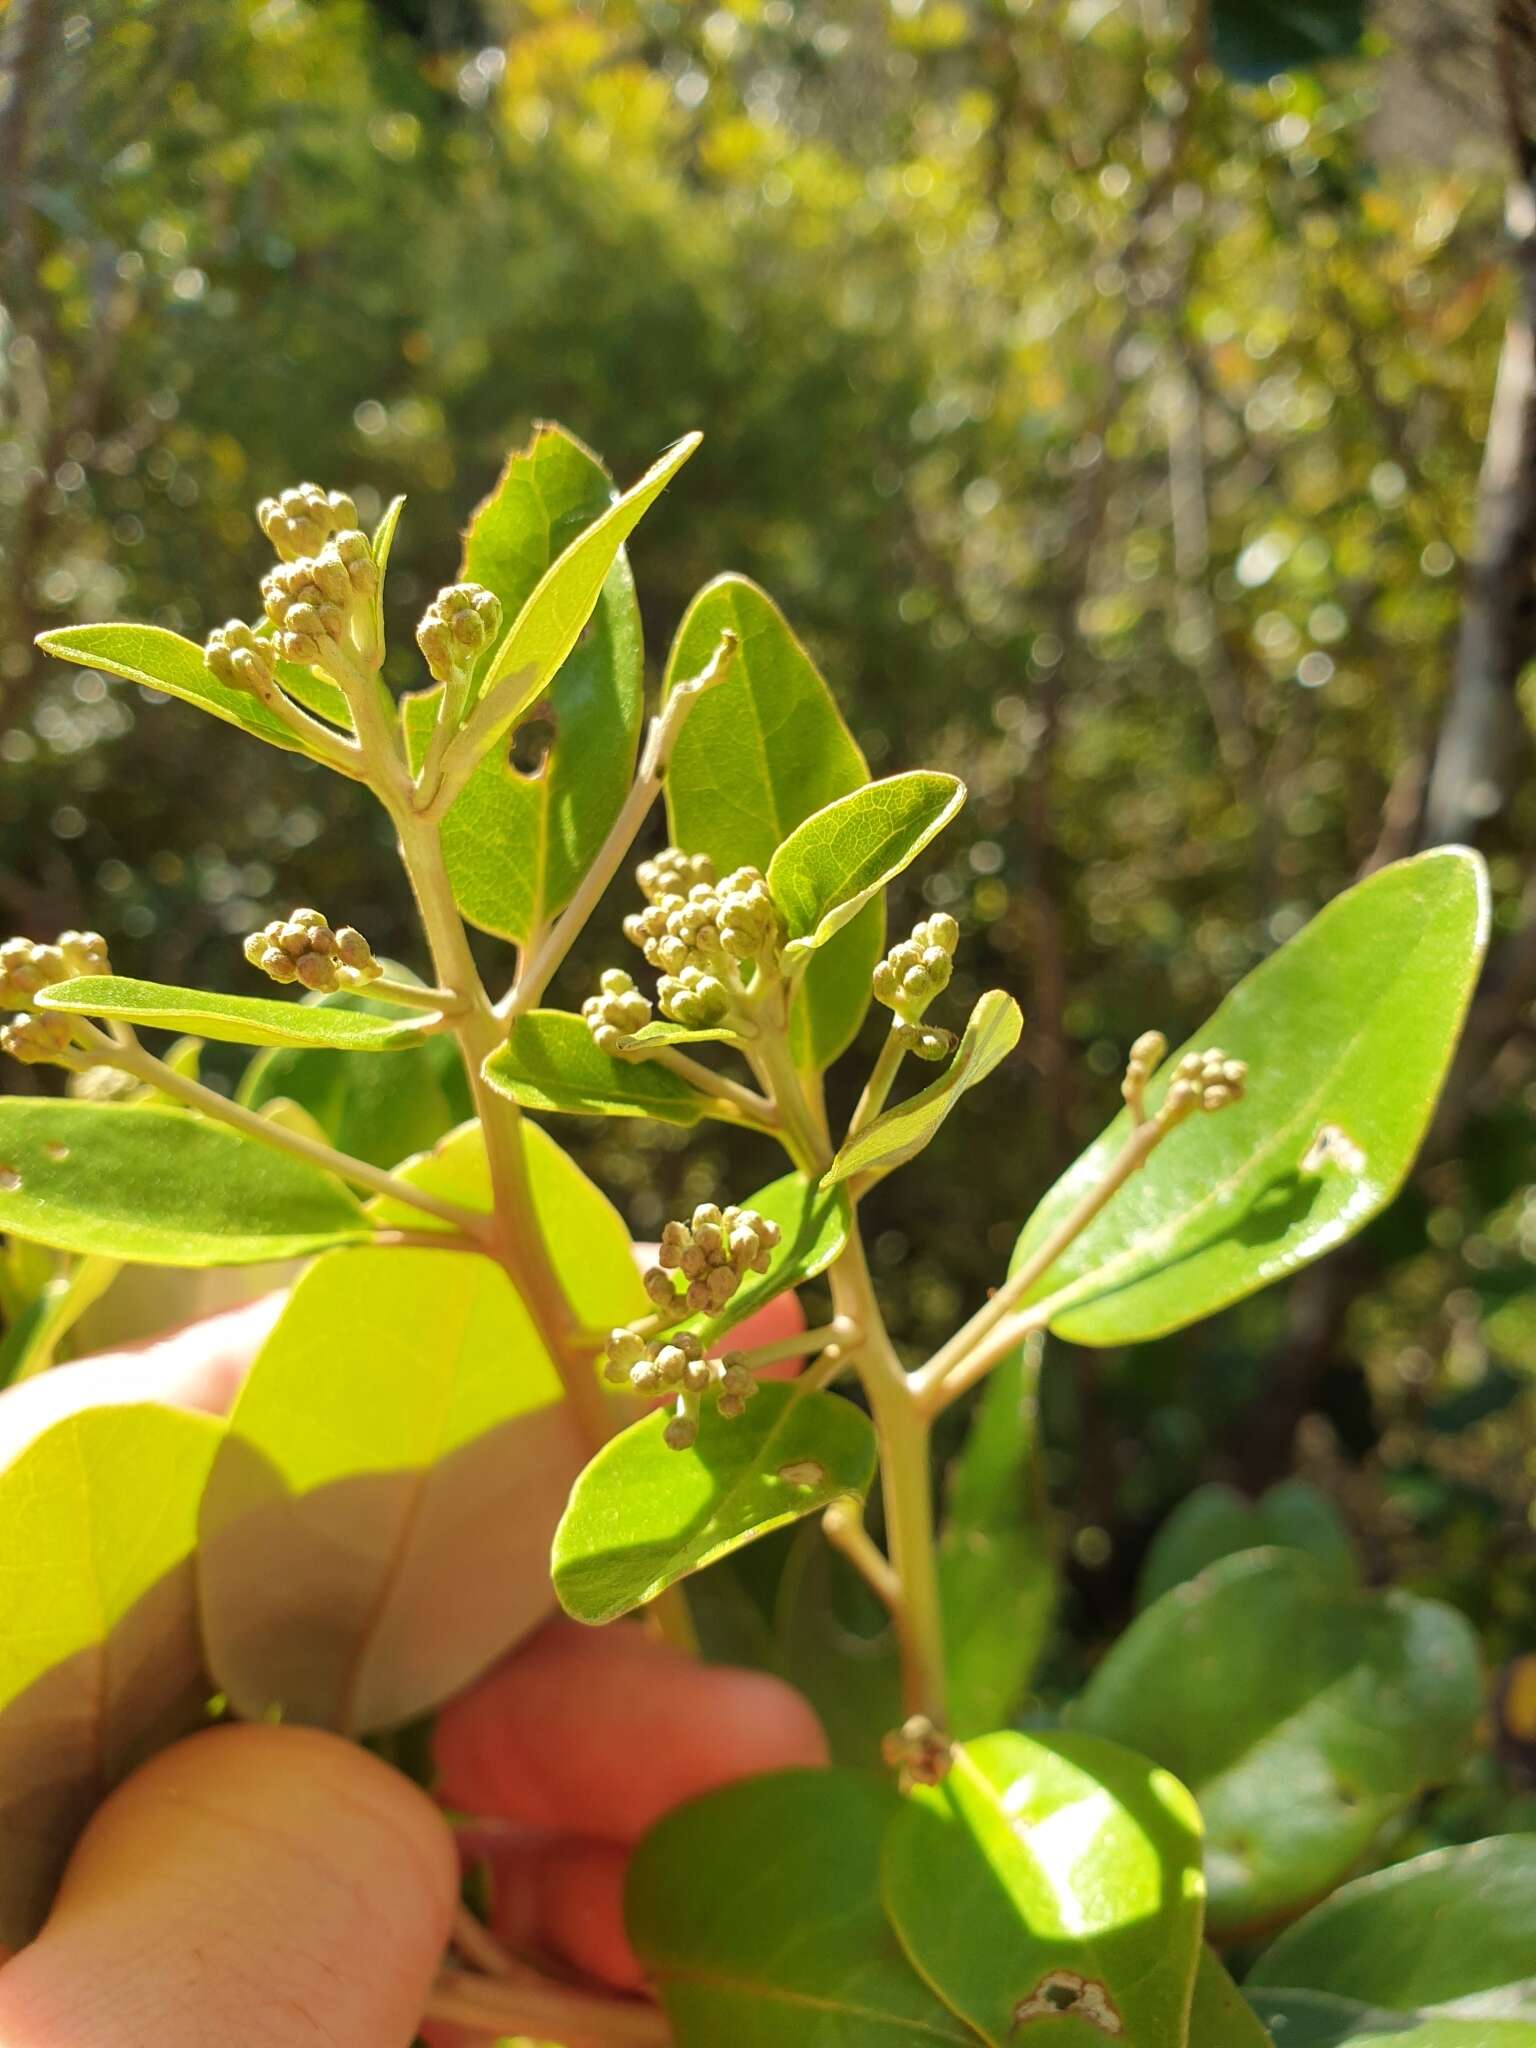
left=770, top=772, right=965, bottom=961
left=0, top=1099, right=371, bottom=1265
left=1073, top=1550, right=1483, bottom=1935
left=1211, top=0, right=1365, bottom=82
left=482, top=1009, right=723, bottom=1125
left=627, top=1768, right=974, bottom=2046
left=1136, top=1480, right=1354, bottom=1611
left=39, top=974, right=427, bottom=1051
left=663, top=574, right=882, bottom=1071
left=552, top=1381, right=877, bottom=1623
left=882, top=1729, right=1206, bottom=2048
left=1011, top=850, right=1489, bottom=1345
left=1245, top=1991, right=1535, bottom=2048
left=773, top=1523, right=902, bottom=1769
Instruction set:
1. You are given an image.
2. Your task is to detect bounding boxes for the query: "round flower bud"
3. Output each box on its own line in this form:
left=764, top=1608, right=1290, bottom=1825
left=663, top=1401, right=700, bottom=1452
left=257, top=483, right=359, bottom=562
left=205, top=620, right=280, bottom=700
left=637, top=848, right=715, bottom=903
left=1, top=1009, right=75, bottom=1065
left=643, top=1265, right=678, bottom=1308
left=57, top=930, right=108, bottom=978
left=415, top=582, right=503, bottom=683
left=0, top=937, right=69, bottom=1007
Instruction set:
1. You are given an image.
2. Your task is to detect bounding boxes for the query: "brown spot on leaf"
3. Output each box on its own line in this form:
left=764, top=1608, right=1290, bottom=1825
left=1013, top=1972, right=1123, bottom=2036
left=0, top=1165, right=21, bottom=1191
left=777, top=1460, right=825, bottom=1488
left=42, top=1142, right=68, bottom=1163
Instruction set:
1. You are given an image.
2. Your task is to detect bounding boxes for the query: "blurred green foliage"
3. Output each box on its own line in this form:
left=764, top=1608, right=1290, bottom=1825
left=3, top=0, right=1533, bottom=1688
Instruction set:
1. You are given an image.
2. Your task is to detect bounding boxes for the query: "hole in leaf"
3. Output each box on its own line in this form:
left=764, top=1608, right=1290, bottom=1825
left=1013, top=1973, right=1122, bottom=2036
left=778, top=1460, right=825, bottom=1488
left=506, top=701, right=558, bottom=780
left=0, top=1165, right=20, bottom=1191
left=42, top=1141, right=68, bottom=1162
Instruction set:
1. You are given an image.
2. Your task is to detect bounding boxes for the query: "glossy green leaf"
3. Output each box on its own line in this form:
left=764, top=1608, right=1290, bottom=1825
left=552, top=1381, right=876, bottom=1623
left=0, top=1098, right=370, bottom=1265
left=38, top=974, right=428, bottom=1051
left=669, top=1169, right=852, bottom=1349
left=611, top=1018, right=752, bottom=1053
left=882, top=1729, right=1206, bottom=2048
left=34, top=622, right=330, bottom=761
left=1245, top=1991, right=1535, bottom=2048
left=369, top=1116, right=648, bottom=1334
left=938, top=1342, right=1055, bottom=1738
left=1073, top=1550, right=1484, bottom=1935
left=1011, top=850, right=1489, bottom=1345
left=773, top=1522, right=901, bottom=1769
left=770, top=772, right=965, bottom=961
left=0, top=1402, right=222, bottom=1946
left=472, top=431, right=697, bottom=732
left=1211, top=0, right=1365, bottom=83
left=483, top=1010, right=725, bottom=1125
left=1191, top=1951, right=1275, bottom=2047
left=825, top=991, right=1024, bottom=1187
left=199, top=1246, right=583, bottom=1732
left=663, top=574, right=882, bottom=1071
left=628, top=1768, right=974, bottom=2046
left=1137, top=1480, right=1355, bottom=1611
left=1248, top=1836, right=1536, bottom=2020
left=237, top=985, right=473, bottom=1171
left=399, top=426, right=645, bottom=944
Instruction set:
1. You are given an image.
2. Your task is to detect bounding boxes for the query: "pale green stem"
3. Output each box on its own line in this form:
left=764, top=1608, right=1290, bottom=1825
left=265, top=682, right=367, bottom=780
left=366, top=973, right=464, bottom=1016
left=645, top=1045, right=775, bottom=1126
left=731, top=1316, right=857, bottom=1373
left=846, top=1021, right=908, bottom=1141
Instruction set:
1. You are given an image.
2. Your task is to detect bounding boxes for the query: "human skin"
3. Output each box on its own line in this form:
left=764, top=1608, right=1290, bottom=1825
left=0, top=1287, right=822, bottom=2047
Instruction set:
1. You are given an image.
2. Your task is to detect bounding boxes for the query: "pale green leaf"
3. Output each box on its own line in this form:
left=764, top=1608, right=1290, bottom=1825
left=482, top=1010, right=723, bottom=1125
left=1245, top=1991, right=1535, bottom=2047
left=611, top=1019, right=752, bottom=1053
left=882, top=1729, right=1206, bottom=2048
left=663, top=575, right=881, bottom=1071
left=0, top=1402, right=222, bottom=1946
left=198, top=1246, right=582, bottom=1732
left=1073, top=1550, right=1483, bottom=1935
left=370, top=491, right=406, bottom=659
left=824, top=991, right=1023, bottom=1187
left=1011, top=849, right=1489, bottom=1345
left=771, top=772, right=965, bottom=961
left=0, top=1252, right=120, bottom=1385
left=552, top=1382, right=876, bottom=1623
left=1137, top=1480, right=1355, bottom=1610
left=0, top=1099, right=371, bottom=1265
left=39, top=975, right=428, bottom=1051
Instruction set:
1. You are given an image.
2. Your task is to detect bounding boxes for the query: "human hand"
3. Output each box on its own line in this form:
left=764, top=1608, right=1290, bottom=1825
left=0, top=1290, right=825, bottom=2047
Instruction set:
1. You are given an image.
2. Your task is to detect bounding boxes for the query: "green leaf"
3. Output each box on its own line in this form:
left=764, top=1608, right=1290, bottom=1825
left=1136, top=1480, right=1355, bottom=1611
left=882, top=1729, right=1206, bottom=2048
left=0, top=1402, right=222, bottom=1946
left=0, top=1098, right=371, bottom=1265
left=38, top=975, right=428, bottom=1051
left=1248, top=1836, right=1536, bottom=2020
left=773, top=1522, right=902, bottom=1769
left=770, top=772, right=965, bottom=962
left=482, top=1010, right=725, bottom=1126
left=627, top=1768, right=974, bottom=2046
left=1073, top=1550, right=1484, bottom=1936
left=552, top=1381, right=876, bottom=1623
left=1191, top=1951, right=1275, bottom=2047
left=0, top=1251, right=120, bottom=1385
left=237, top=985, right=473, bottom=1171
left=369, top=1116, right=649, bottom=1334
left=663, top=575, right=882, bottom=1071
left=670, top=1169, right=852, bottom=1349
left=370, top=491, right=406, bottom=660
left=34, top=622, right=330, bottom=762
left=938, top=1342, right=1055, bottom=1738
left=1245, top=1991, right=1535, bottom=2048
left=472, top=430, right=698, bottom=731
left=198, top=1246, right=582, bottom=1732
left=1211, top=0, right=1365, bottom=82
left=611, top=1019, right=752, bottom=1054
left=399, top=426, right=645, bottom=945
left=1010, top=850, right=1489, bottom=1345
left=825, top=991, right=1024, bottom=1187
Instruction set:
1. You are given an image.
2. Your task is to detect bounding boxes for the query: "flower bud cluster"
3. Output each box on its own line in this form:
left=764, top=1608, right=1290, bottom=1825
left=204, top=621, right=280, bottom=701
left=0, top=1010, right=76, bottom=1066
left=657, top=963, right=730, bottom=1030
left=635, top=847, right=715, bottom=901
left=602, top=1327, right=759, bottom=1448
left=260, top=532, right=378, bottom=666
left=415, top=583, right=503, bottom=684
left=643, top=1202, right=783, bottom=1316
left=0, top=930, right=108, bottom=1007
left=581, top=969, right=653, bottom=1054
left=257, top=483, right=359, bottom=563
left=1161, top=1045, right=1248, bottom=1122
left=873, top=913, right=959, bottom=1021
left=243, top=909, right=381, bottom=994
left=624, top=852, right=783, bottom=981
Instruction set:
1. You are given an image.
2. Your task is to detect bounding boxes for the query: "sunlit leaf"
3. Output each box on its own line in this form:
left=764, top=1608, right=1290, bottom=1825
left=198, top=1246, right=583, bottom=1732
left=1073, top=1550, right=1483, bottom=1935
left=1011, top=850, right=1489, bottom=1344
left=882, top=1729, right=1206, bottom=2048
left=1136, top=1479, right=1355, bottom=1611
left=0, top=1099, right=371, bottom=1265
left=1244, top=1991, right=1535, bottom=2047
left=770, top=772, right=965, bottom=961
left=0, top=1403, right=222, bottom=1946
left=628, top=1768, right=973, bottom=2046
left=1191, top=1951, right=1275, bottom=2047
left=552, top=1382, right=876, bottom=1623
left=38, top=974, right=428, bottom=1051
left=482, top=1010, right=725, bottom=1125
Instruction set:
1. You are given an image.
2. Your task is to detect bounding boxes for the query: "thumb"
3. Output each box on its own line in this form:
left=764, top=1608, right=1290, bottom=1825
left=0, top=1724, right=456, bottom=2047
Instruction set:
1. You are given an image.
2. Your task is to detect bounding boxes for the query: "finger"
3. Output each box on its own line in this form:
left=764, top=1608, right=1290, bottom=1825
left=433, top=1616, right=828, bottom=1845
left=478, top=1834, right=640, bottom=1993
left=0, top=1723, right=457, bottom=2048
left=0, top=1293, right=283, bottom=1473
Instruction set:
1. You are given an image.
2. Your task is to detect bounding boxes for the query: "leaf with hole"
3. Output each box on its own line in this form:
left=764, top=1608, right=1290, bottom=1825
left=482, top=1010, right=728, bottom=1126
left=1073, top=1550, right=1483, bottom=1935
left=552, top=1381, right=876, bottom=1623
left=1010, top=850, right=1489, bottom=1345
left=1136, top=1480, right=1355, bottom=1611
left=627, top=1768, right=974, bottom=2046
left=769, top=772, right=965, bottom=962
left=663, top=574, right=882, bottom=1071
left=882, top=1728, right=1206, bottom=2048
left=666, top=1169, right=852, bottom=1350
left=198, top=1246, right=583, bottom=1732
left=0, top=1099, right=371, bottom=1265
left=825, top=991, right=1023, bottom=1187
left=0, top=1402, right=222, bottom=1947
left=399, top=426, right=645, bottom=944
left=38, top=975, right=428, bottom=1051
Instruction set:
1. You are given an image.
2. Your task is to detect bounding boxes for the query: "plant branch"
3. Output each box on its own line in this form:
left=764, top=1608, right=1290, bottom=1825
left=845, top=1022, right=908, bottom=1141
left=822, top=1496, right=903, bottom=1615
left=366, top=973, right=464, bottom=1015
left=645, top=1045, right=775, bottom=1125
